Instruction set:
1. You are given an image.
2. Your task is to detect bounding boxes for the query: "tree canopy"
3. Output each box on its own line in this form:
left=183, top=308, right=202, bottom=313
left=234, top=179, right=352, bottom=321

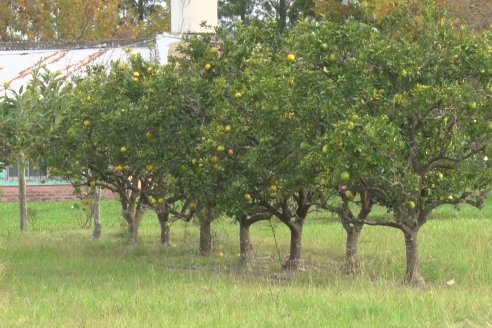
left=2, top=0, right=490, bottom=283
left=0, top=0, right=170, bottom=42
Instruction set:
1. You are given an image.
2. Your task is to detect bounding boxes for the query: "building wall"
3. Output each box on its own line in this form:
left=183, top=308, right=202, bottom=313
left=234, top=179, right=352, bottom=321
left=171, top=0, right=217, bottom=34
left=0, top=185, right=115, bottom=202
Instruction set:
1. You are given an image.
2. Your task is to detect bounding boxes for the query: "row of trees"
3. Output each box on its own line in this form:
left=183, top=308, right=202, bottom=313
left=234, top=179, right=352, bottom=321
left=1, top=1, right=491, bottom=285
left=218, top=0, right=492, bottom=31
left=0, top=0, right=332, bottom=41
left=0, top=0, right=170, bottom=41
left=3, top=0, right=490, bottom=42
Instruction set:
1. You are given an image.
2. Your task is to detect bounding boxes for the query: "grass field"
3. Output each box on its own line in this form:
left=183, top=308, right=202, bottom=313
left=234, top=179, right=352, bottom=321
left=0, top=198, right=491, bottom=327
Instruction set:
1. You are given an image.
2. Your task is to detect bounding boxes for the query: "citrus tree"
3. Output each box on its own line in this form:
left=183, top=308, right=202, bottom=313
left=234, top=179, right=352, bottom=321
left=165, top=32, right=244, bottom=256
left=45, top=57, right=155, bottom=242
left=129, top=59, right=202, bottom=246
left=48, top=52, right=206, bottom=244
left=177, top=21, right=333, bottom=269
left=280, top=17, right=388, bottom=274
left=314, top=3, right=492, bottom=284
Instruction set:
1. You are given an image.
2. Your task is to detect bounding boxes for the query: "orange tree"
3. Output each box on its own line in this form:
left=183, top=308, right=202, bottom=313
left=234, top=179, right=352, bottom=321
left=131, top=58, right=201, bottom=246
left=47, top=55, right=192, bottom=244
left=176, top=21, right=332, bottom=269
left=282, top=17, right=386, bottom=275
left=312, top=3, right=492, bottom=284
left=163, top=25, right=313, bottom=257
left=165, top=31, right=245, bottom=256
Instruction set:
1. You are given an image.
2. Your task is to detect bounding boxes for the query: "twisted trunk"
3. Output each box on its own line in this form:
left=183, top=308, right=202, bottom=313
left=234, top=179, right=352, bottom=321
left=338, top=188, right=371, bottom=275
left=122, top=195, right=145, bottom=244
left=283, top=222, right=304, bottom=270
left=282, top=189, right=311, bottom=271
left=404, top=229, right=425, bottom=286
left=343, top=223, right=363, bottom=275
left=157, top=212, right=171, bottom=246
left=128, top=219, right=139, bottom=243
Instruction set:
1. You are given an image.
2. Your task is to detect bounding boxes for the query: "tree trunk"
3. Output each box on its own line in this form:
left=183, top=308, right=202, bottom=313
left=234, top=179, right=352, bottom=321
left=122, top=207, right=135, bottom=243
left=123, top=211, right=139, bottom=244
left=404, top=230, right=425, bottom=286
left=283, top=222, right=304, bottom=270
left=92, top=187, right=102, bottom=240
left=278, top=0, right=287, bottom=32
left=17, top=156, right=28, bottom=231
left=138, top=0, right=145, bottom=21
left=128, top=219, right=139, bottom=243
left=157, top=212, right=171, bottom=246
left=121, top=195, right=145, bottom=244
left=344, top=223, right=363, bottom=275
left=239, top=220, right=252, bottom=265
left=199, top=219, right=212, bottom=256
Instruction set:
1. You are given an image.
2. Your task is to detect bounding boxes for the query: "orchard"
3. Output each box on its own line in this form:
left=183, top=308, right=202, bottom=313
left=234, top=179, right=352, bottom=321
left=3, top=1, right=491, bottom=286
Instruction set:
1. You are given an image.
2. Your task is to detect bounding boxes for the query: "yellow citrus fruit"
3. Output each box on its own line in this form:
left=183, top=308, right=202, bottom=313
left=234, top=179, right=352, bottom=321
left=341, top=171, right=350, bottom=182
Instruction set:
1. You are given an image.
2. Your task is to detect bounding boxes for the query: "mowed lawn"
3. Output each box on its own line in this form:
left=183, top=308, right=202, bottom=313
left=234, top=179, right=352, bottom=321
left=0, top=198, right=491, bottom=327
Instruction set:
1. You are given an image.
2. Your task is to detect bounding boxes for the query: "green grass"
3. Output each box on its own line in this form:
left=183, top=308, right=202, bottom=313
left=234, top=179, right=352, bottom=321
left=0, top=199, right=491, bottom=327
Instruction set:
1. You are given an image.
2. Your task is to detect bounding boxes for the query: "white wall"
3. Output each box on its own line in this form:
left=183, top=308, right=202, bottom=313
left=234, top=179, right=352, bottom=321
left=171, top=0, right=218, bottom=34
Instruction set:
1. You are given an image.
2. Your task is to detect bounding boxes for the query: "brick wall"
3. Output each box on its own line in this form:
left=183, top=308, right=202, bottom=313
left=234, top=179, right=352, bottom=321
left=0, top=185, right=116, bottom=202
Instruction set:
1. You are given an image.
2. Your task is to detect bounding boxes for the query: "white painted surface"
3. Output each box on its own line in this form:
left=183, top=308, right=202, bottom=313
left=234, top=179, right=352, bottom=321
left=171, top=0, right=217, bottom=34
left=156, top=34, right=182, bottom=64
left=0, top=35, right=180, bottom=94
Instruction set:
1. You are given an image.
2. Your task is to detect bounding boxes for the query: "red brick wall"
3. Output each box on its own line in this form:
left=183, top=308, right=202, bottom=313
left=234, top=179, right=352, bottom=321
left=0, top=185, right=116, bottom=202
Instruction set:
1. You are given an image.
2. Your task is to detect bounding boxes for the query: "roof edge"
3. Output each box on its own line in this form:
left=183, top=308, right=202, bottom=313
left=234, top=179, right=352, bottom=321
left=0, top=38, right=157, bottom=51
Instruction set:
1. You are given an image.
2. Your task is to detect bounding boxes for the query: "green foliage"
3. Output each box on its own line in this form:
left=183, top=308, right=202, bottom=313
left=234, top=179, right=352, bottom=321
left=0, top=0, right=170, bottom=41
left=44, top=0, right=491, bottom=275
left=219, top=0, right=317, bottom=29
left=47, top=55, right=186, bottom=211
left=0, top=69, right=66, bottom=166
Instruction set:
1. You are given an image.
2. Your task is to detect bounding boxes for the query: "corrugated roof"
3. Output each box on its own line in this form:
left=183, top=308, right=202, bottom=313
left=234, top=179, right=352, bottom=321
left=0, top=34, right=181, bottom=94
